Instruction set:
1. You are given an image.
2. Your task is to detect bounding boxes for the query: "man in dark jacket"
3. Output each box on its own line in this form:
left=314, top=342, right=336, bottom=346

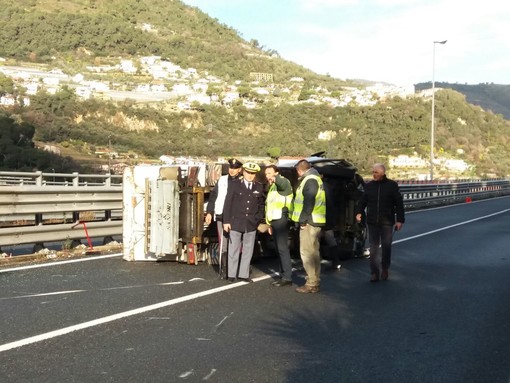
left=223, top=162, right=265, bottom=282
left=205, top=158, right=243, bottom=278
left=355, top=163, right=405, bottom=282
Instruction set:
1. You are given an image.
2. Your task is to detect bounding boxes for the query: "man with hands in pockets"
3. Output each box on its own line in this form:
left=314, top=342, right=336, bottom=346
left=356, top=163, right=405, bottom=282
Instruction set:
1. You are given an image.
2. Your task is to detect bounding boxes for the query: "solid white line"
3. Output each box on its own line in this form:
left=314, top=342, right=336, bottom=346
left=2, top=208, right=507, bottom=352
left=0, top=273, right=272, bottom=353
left=394, top=209, right=510, bottom=244
left=0, top=253, right=122, bottom=273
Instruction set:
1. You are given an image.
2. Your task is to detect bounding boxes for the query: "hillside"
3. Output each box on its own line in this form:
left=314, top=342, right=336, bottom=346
left=415, top=83, right=510, bottom=120
left=0, top=0, right=509, bottom=179
left=0, top=0, right=356, bottom=89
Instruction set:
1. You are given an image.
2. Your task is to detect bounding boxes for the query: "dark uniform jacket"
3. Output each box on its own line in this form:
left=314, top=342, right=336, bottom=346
left=223, top=178, right=265, bottom=232
left=357, top=176, right=405, bottom=226
left=206, top=174, right=241, bottom=220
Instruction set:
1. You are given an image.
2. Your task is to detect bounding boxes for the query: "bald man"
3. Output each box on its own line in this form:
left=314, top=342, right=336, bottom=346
left=356, top=164, right=405, bottom=282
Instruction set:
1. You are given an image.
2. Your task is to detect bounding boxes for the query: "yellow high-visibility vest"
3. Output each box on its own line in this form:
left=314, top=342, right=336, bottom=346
left=291, top=174, right=326, bottom=224
left=265, top=183, right=293, bottom=223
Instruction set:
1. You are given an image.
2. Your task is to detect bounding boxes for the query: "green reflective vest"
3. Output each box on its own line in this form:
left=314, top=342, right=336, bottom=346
left=291, top=174, right=326, bottom=224
left=265, top=183, right=293, bottom=223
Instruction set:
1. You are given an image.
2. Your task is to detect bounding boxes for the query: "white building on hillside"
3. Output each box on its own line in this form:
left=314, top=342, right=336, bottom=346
left=172, top=83, right=193, bottom=96
left=25, top=82, right=39, bottom=95
left=443, top=159, right=470, bottom=172
left=120, top=60, right=137, bottom=74
left=389, top=155, right=428, bottom=168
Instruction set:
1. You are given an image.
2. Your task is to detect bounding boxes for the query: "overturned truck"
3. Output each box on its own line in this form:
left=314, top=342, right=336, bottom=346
left=122, top=155, right=366, bottom=264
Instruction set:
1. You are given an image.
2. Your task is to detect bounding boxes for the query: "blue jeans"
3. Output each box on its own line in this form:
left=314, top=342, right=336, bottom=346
left=367, top=224, right=394, bottom=274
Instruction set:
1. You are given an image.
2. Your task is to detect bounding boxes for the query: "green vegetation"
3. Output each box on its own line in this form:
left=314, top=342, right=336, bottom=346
left=416, top=82, right=510, bottom=120
left=0, top=0, right=353, bottom=87
left=1, top=85, right=507, bottom=176
left=0, top=113, right=82, bottom=172
left=0, top=0, right=509, bottom=178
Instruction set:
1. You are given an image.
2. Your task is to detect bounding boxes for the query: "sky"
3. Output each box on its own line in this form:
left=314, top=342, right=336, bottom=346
left=182, top=0, right=510, bottom=87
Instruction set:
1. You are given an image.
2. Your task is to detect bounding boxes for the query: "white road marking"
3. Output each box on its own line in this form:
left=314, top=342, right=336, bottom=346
left=0, top=290, right=84, bottom=300
left=394, top=209, right=510, bottom=244
left=0, top=274, right=272, bottom=353
left=179, top=370, right=194, bottom=378
left=203, top=369, right=217, bottom=380
left=0, top=280, right=209, bottom=301
left=214, top=312, right=233, bottom=332
left=1, top=207, right=507, bottom=353
left=0, top=253, right=122, bottom=273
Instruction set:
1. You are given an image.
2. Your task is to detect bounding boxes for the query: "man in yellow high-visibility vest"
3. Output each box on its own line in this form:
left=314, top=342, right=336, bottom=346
left=291, top=159, right=326, bottom=293
left=265, top=165, right=294, bottom=287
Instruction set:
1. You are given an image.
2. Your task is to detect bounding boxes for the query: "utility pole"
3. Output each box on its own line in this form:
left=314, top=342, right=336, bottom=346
left=430, top=40, right=447, bottom=181
left=108, top=135, right=112, bottom=174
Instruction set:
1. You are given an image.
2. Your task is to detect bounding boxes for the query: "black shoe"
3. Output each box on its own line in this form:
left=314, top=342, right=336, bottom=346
left=227, top=277, right=236, bottom=283
left=237, top=278, right=253, bottom=283
left=272, top=279, right=292, bottom=287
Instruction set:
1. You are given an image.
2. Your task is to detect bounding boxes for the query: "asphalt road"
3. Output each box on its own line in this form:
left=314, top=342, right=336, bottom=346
left=0, top=197, right=509, bottom=383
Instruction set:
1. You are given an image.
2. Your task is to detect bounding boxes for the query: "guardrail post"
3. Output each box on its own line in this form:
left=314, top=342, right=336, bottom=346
left=36, top=171, right=43, bottom=186
left=105, top=174, right=112, bottom=187
left=72, top=172, right=79, bottom=187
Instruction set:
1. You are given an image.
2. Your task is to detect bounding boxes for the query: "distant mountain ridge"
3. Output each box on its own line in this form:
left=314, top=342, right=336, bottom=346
left=415, top=82, right=510, bottom=120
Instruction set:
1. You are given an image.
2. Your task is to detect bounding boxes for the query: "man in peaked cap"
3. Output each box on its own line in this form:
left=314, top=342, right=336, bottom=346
left=222, top=162, right=265, bottom=282
left=227, top=158, right=243, bottom=169
left=205, top=158, right=243, bottom=278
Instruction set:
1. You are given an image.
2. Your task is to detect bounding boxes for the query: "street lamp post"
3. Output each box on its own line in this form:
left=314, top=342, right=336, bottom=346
left=430, top=40, right=447, bottom=181
left=108, top=135, right=112, bottom=175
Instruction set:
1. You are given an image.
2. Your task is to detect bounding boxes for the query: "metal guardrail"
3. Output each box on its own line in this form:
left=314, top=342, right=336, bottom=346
left=0, top=170, right=122, bottom=187
left=400, top=179, right=510, bottom=209
left=1, top=171, right=510, bottom=253
left=0, top=171, right=123, bottom=251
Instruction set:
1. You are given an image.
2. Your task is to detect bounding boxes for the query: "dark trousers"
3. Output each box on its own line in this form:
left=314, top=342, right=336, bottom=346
left=271, top=216, right=292, bottom=281
left=367, top=224, right=394, bottom=274
left=322, top=229, right=340, bottom=267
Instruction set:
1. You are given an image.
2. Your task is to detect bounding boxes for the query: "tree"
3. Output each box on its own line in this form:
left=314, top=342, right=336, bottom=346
left=267, top=147, right=281, bottom=159
left=0, top=74, right=15, bottom=96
